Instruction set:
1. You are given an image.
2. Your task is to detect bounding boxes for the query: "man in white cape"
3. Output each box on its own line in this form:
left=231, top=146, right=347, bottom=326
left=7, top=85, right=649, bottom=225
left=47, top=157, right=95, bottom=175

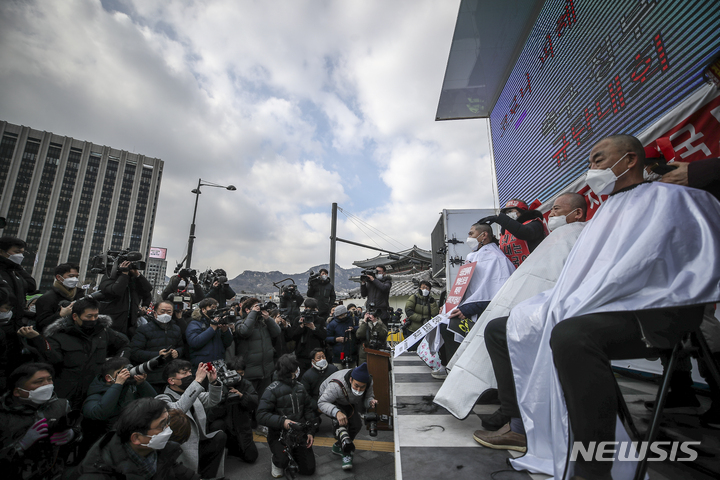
left=474, top=135, right=720, bottom=480
left=434, top=193, right=587, bottom=422
left=426, top=223, right=515, bottom=375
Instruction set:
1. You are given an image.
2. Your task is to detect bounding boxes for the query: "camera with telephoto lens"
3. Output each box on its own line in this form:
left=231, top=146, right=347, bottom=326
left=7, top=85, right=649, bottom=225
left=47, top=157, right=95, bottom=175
left=360, top=268, right=378, bottom=282
left=363, top=411, right=390, bottom=437
left=89, top=249, right=146, bottom=277
left=45, top=410, right=83, bottom=438
left=331, top=418, right=355, bottom=454
left=282, top=420, right=318, bottom=479
left=210, top=359, right=243, bottom=404
left=124, top=352, right=174, bottom=385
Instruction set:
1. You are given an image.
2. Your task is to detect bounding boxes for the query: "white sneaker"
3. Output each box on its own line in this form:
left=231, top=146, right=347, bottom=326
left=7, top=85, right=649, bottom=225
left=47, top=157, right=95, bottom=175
left=271, top=460, right=284, bottom=478
left=431, top=366, right=448, bottom=379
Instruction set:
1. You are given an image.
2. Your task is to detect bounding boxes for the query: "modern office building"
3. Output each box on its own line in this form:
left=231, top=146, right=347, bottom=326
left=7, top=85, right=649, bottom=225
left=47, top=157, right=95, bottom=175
left=0, top=121, right=163, bottom=290
left=146, top=246, right=169, bottom=294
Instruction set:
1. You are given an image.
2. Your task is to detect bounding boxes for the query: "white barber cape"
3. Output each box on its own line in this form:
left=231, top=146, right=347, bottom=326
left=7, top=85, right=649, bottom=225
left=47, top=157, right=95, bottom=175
left=507, top=182, right=720, bottom=480
left=427, top=242, right=515, bottom=353
left=434, top=221, right=585, bottom=419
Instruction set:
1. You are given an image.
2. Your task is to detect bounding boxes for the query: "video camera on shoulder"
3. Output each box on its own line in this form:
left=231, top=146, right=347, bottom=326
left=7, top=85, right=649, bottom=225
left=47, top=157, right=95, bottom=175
left=88, top=249, right=146, bottom=277
left=360, top=268, right=379, bottom=282
left=281, top=283, right=298, bottom=299
left=301, top=310, right=319, bottom=324
left=308, top=270, right=321, bottom=283
left=176, top=268, right=197, bottom=280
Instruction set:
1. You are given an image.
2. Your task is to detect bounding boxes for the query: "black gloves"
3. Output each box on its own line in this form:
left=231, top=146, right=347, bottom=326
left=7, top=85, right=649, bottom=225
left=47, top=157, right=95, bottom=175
left=477, top=215, right=498, bottom=225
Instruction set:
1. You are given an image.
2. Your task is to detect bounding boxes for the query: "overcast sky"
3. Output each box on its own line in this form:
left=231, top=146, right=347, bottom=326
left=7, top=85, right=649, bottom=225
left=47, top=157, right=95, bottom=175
left=0, top=0, right=495, bottom=277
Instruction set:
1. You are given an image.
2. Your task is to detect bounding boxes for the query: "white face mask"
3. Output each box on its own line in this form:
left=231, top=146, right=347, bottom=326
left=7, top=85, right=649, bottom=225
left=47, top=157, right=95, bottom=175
left=156, top=313, right=172, bottom=324
left=0, top=310, right=13, bottom=321
left=465, top=236, right=479, bottom=250
left=506, top=211, right=519, bottom=220
left=321, top=274, right=328, bottom=281
left=351, top=387, right=364, bottom=396
left=313, top=359, right=328, bottom=370
left=141, top=425, right=173, bottom=450
left=643, top=169, right=663, bottom=182
left=19, top=384, right=54, bottom=404
left=421, top=289, right=430, bottom=297
left=547, top=210, right=578, bottom=232
left=7, top=253, right=24, bottom=265
left=376, top=273, right=383, bottom=280
left=62, top=277, right=79, bottom=289
left=585, top=152, right=630, bottom=196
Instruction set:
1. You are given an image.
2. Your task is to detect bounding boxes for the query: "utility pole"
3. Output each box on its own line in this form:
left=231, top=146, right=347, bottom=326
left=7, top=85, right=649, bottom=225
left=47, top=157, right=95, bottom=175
left=329, top=202, right=337, bottom=284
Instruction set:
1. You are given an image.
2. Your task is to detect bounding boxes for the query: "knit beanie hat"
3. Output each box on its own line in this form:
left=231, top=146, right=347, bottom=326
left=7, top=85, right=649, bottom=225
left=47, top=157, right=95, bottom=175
left=351, top=362, right=370, bottom=384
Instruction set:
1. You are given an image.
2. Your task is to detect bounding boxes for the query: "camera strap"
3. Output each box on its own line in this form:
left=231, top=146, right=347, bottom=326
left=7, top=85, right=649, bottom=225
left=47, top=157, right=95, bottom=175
left=331, top=379, right=350, bottom=401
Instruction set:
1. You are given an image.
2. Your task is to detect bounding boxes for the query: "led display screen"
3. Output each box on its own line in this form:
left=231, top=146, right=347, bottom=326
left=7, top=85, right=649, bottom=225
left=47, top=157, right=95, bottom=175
left=489, top=0, right=720, bottom=204
left=149, top=247, right=167, bottom=260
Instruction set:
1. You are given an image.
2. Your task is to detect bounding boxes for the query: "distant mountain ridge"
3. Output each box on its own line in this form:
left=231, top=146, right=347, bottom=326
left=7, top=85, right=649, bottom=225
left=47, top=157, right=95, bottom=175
left=227, top=264, right=362, bottom=295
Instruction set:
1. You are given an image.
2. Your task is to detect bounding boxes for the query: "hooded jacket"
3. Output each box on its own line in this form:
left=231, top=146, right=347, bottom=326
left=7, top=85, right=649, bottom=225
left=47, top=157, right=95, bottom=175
left=69, top=430, right=199, bottom=480
left=257, top=373, right=317, bottom=432
left=28, top=315, right=129, bottom=408
left=234, top=310, right=281, bottom=380
left=129, top=316, right=184, bottom=384
left=185, top=309, right=233, bottom=366
left=0, top=390, right=80, bottom=480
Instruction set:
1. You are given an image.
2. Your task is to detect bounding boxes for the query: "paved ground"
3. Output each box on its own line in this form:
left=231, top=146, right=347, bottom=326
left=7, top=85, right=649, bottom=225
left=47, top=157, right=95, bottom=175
left=224, top=416, right=395, bottom=480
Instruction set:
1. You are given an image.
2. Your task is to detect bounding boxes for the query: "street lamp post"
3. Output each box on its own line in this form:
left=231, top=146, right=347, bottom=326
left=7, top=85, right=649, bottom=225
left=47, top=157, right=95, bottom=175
left=186, top=178, right=236, bottom=269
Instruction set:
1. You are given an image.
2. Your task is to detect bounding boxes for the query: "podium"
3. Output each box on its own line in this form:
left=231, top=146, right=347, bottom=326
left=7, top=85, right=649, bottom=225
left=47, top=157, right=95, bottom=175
left=365, top=347, right=392, bottom=431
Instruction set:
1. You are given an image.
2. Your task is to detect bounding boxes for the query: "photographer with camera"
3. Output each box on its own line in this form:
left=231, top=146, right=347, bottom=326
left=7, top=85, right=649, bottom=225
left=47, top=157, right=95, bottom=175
left=162, top=268, right=205, bottom=305
left=185, top=298, right=233, bottom=367
left=99, top=258, right=153, bottom=337
left=205, top=269, right=236, bottom=309
left=360, top=265, right=392, bottom=323
left=81, top=357, right=157, bottom=448
left=34, top=263, right=84, bottom=331
left=318, top=362, right=377, bottom=471
left=326, top=305, right=359, bottom=369
left=287, top=298, right=327, bottom=374
left=0, top=363, right=81, bottom=479
left=157, top=359, right=226, bottom=478
left=20, top=297, right=129, bottom=409
left=205, top=356, right=259, bottom=464
left=279, top=283, right=304, bottom=322
left=258, top=354, right=317, bottom=478
left=356, top=308, right=389, bottom=365
left=129, top=300, right=183, bottom=392
left=306, top=268, right=336, bottom=320
left=0, top=237, right=37, bottom=388
left=72, top=398, right=200, bottom=480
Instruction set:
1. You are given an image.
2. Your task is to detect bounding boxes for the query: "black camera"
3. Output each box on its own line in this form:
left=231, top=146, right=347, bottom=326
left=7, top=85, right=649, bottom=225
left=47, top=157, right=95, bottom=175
left=211, top=306, right=237, bottom=325
left=360, top=268, right=378, bottom=282
left=89, top=249, right=146, bottom=277
left=281, top=284, right=298, bottom=299
left=367, top=330, right=388, bottom=351
left=198, top=268, right=229, bottom=294
left=177, top=268, right=197, bottom=280
left=363, top=411, right=390, bottom=437
left=301, top=310, right=319, bottom=324
left=45, top=410, right=83, bottom=438
left=308, top=270, right=321, bottom=284
left=331, top=418, right=355, bottom=454
left=210, top=359, right=243, bottom=403
left=282, top=420, right=318, bottom=479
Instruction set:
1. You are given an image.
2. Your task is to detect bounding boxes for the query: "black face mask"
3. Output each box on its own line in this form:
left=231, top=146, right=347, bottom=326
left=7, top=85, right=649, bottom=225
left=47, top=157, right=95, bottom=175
left=178, top=375, right=194, bottom=391
left=205, top=309, right=216, bottom=319
left=80, top=321, right=101, bottom=334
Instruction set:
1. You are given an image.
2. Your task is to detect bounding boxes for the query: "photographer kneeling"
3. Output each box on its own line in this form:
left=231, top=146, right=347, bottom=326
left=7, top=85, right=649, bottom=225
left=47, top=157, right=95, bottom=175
left=317, top=362, right=378, bottom=471
left=258, top=354, right=317, bottom=478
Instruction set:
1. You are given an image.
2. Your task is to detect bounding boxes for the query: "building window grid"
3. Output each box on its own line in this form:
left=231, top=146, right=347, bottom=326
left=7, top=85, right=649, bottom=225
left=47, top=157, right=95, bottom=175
left=110, top=163, right=136, bottom=250
left=68, top=155, right=101, bottom=263
left=25, top=145, right=61, bottom=252
left=40, top=149, right=81, bottom=289
left=3, top=139, right=41, bottom=237
left=89, top=160, right=118, bottom=258
left=128, top=167, right=152, bottom=251
left=0, top=134, right=19, bottom=199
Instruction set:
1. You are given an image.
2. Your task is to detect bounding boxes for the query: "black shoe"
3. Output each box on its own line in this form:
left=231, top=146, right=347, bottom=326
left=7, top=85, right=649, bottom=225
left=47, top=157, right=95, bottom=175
left=644, top=392, right=701, bottom=413
left=476, top=388, right=500, bottom=405
left=479, top=408, right=511, bottom=431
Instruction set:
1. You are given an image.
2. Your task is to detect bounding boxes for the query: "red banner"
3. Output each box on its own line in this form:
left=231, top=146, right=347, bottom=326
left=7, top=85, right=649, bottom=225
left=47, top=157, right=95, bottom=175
left=444, top=262, right=476, bottom=313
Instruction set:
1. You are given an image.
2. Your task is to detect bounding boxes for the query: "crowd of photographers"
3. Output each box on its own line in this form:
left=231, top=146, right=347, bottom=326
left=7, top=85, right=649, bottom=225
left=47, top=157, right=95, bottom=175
left=0, top=245, right=395, bottom=479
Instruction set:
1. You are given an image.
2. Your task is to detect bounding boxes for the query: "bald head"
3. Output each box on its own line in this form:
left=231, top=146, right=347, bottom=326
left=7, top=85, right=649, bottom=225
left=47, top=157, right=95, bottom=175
left=588, top=134, right=645, bottom=194
left=550, top=193, right=586, bottom=223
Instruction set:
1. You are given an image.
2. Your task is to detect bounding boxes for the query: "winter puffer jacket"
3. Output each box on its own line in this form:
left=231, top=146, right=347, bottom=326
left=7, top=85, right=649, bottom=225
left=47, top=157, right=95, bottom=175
left=257, top=373, right=318, bottom=432
left=185, top=309, right=234, bottom=366
left=306, top=278, right=335, bottom=317
left=129, top=317, right=184, bottom=384
left=325, top=316, right=358, bottom=362
left=0, top=391, right=80, bottom=480
left=34, top=284, right=85, bottom=331
left=234, top=310, right=281, bottom=380
left=28, top=315, right=129, bottom=409
left=69, top=430, right=199, bottom=480
left=404, top=291, right=439, bottom=333
left=300, top=364, right=339, bottom=401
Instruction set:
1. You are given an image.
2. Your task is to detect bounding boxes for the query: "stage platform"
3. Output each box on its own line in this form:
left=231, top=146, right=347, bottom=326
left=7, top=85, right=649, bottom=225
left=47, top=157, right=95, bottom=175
left=391, top=352, right=719, bottom=480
